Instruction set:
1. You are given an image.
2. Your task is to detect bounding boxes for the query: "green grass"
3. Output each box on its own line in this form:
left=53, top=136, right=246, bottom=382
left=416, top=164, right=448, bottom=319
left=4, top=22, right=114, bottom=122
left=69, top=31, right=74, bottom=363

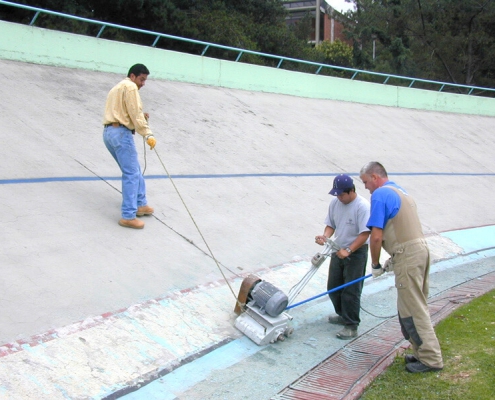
left=361, top=289, right=495, bottom=400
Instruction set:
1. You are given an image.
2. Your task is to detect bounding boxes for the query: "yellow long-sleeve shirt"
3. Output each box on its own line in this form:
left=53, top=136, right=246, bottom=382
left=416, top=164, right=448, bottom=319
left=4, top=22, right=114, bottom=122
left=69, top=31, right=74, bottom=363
left=102, top=77, right=152, bottom=138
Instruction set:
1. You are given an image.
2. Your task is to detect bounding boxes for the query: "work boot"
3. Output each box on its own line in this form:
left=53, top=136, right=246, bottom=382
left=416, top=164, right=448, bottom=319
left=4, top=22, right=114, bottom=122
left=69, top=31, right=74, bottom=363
left=328, top=315, right=345, bottom=325
left=406, top=361, right=443, bottom=373
left=336, top=326, right=358, bottom=340
left=405, top=354, right=418, bottom=364
left=118, top=218, right=145, bottom=229
left=137, top=205, right=154, bottom=216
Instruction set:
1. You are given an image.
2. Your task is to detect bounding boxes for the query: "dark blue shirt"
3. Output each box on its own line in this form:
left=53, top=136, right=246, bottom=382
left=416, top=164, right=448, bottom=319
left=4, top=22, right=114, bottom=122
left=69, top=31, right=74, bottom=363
left=367, top=181, right=406, bottom=229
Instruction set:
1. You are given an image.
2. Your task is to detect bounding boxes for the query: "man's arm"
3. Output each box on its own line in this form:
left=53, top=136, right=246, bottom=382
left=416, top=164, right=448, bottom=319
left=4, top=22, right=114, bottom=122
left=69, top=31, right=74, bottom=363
left=348, top=231, right=370, bottom=253
left=315, top=226, right=334, bottom=245
left=126, top=87, right=153, bottom=138
left=335, top=231, right=369, bottom=259
left=369, top=227, right=383, bottom=265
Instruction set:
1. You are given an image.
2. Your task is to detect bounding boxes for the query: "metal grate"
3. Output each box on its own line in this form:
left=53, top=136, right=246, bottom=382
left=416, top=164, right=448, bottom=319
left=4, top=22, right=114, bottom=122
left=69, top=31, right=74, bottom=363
left=275, top=271, right=495, bottom=400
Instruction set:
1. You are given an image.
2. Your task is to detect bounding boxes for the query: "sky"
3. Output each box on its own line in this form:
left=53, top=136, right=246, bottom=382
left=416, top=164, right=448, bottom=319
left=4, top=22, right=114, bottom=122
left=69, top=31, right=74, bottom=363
left=327, top=0, right=355, bottom=13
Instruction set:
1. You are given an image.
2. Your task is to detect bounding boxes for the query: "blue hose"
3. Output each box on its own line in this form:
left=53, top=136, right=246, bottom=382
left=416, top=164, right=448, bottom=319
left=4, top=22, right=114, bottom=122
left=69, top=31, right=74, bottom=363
left=285, top=273, right=373, bottom=310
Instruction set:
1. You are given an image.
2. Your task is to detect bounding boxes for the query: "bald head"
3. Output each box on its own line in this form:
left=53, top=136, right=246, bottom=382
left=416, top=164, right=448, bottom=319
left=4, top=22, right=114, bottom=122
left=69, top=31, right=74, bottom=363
left=360, top=161, right=389, bottom=194
left=360, top=161, right=388, bottom=178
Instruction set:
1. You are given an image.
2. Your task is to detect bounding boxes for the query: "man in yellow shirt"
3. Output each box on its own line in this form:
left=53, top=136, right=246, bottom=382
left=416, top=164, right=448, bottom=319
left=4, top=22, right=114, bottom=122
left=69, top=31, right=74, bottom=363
left=103, top=63, right=157, bottom=229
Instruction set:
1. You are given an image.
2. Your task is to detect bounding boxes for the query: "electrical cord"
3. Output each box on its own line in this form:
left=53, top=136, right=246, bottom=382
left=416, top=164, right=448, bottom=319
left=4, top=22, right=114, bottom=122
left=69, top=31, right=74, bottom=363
left=360, top=269, right=494, bottom=320
left=152, top=147, right=242, bottom=306
left=360, top=305, right=396, bottom=319
left=142, top=144, right=495, bottom=315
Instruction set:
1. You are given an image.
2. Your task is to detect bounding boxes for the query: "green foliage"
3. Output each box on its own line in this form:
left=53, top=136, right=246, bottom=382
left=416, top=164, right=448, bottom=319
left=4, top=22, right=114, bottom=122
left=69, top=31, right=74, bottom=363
left=347, top=0, right=495, bottom=88
left=5, top=0, right=495, bottom=87
left=2, top=0, right=312, bottom=68
left=313, top=39, right=354, bottom=68
left=361, top=289, right=495, bottom=399
left=310, top=39, right=354, bottom=78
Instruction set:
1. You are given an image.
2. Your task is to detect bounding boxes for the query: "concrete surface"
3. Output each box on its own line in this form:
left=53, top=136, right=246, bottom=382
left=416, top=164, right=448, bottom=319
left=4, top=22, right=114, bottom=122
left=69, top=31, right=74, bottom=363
left=0, top=58, right=495, bottom=399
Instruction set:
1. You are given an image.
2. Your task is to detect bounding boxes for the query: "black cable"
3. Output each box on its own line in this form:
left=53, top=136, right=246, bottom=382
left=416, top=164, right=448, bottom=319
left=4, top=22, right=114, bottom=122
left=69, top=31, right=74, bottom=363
left=360, top=305, right=396, bottom=319
left=360, top=269, right=495, bottom=319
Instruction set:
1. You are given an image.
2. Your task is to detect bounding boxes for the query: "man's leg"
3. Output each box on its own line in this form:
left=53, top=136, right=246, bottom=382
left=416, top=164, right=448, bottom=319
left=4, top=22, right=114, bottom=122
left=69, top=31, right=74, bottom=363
left=327, top=255, right=344, bottom=316
left=137, top=173, right=147, bottom=208
left=340, top=245, right=368, bottom=327
left=395, top=243, right=443, bottom=370
left=104, top=127, right=140, bottom=220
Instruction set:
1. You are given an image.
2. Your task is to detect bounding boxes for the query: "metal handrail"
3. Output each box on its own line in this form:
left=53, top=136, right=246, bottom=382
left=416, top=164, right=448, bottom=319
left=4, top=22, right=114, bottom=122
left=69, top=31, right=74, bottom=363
left=1, top=0, right=494, bottom=96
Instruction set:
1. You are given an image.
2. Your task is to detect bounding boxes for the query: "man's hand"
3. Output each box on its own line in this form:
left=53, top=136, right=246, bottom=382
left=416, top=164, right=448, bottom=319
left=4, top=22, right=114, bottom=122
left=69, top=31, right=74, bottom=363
left=315, top=235, right=327, bottom=246
left=336, top=248, right=350, bottom=259
left=145, top=135, right=156, bottom=150
left=383, top=257, right=394, bottom=272
left=372, top=263, right=384, bottom=278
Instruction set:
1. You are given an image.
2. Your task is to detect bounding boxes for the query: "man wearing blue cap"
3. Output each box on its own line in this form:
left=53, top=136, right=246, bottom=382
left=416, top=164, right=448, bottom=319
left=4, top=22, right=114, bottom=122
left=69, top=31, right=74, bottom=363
left=315, top=174, right=371, bottom=340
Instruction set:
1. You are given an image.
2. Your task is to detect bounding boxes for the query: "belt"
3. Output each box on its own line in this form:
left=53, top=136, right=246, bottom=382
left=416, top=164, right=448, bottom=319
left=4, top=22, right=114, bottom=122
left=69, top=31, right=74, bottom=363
left=105, top=122, right=123, bottom=128
left=104, top=122, right=135, bottom=134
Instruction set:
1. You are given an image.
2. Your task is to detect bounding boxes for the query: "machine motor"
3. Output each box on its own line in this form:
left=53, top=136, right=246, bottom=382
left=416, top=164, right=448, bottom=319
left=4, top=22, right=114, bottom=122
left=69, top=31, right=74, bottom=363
left=250, top=281, right=288, bottom=317
left=234, top=275, right=293, bottom=345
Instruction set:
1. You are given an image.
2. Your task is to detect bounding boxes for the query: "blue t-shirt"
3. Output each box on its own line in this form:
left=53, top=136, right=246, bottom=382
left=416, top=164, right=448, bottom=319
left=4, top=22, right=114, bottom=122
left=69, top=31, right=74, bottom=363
left=367, top=181, right=406, bottom=229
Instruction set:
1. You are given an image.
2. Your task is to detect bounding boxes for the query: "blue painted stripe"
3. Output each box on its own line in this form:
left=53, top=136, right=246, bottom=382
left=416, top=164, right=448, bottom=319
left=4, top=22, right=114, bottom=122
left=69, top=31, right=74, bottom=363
left=0, top=176, right=117, bottom=184
left=120, top=336, right=261, bottom=400
left=1, top=172, right=494, bottom=185
left=441, top=225, right=495, bottom=254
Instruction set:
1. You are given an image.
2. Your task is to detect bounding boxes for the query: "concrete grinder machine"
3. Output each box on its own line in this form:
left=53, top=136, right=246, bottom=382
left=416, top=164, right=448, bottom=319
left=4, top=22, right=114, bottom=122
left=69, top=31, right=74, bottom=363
left=234, top=238, right=340, bottom=345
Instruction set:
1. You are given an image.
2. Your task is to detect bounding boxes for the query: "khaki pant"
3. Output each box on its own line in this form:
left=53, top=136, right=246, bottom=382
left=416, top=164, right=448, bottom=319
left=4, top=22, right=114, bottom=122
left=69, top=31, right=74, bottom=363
left=393, top=240, right=443, bottom=369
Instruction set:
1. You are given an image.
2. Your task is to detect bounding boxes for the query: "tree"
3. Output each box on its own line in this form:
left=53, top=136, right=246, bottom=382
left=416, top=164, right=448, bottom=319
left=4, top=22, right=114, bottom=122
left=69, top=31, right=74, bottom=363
left=346, top=0, right=495, bottom=89
left=1, top=0, right=312, bottom=66
left=8, top=0, right=495, bottom=88
left=314, top=39, right=354, bottom=67
left=412, top=0, right=495, bottom=88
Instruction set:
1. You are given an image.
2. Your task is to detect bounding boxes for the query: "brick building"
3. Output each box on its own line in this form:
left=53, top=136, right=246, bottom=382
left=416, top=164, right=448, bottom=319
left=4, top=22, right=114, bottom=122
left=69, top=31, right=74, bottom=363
left=283, top=0, right=351, bottom=45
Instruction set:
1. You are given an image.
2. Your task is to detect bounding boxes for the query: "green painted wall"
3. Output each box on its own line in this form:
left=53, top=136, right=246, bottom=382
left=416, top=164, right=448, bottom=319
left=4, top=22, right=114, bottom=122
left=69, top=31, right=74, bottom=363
left=1, top=20, right=494, bottom=116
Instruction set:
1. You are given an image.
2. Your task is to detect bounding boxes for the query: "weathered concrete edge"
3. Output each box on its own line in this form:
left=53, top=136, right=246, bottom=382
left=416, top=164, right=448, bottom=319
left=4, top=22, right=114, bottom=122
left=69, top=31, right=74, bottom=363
left=0, top=227, right=487, bottom=400
left=1, top=20, right=494, bottom=116
left=113, top=237, right=495, bottom=400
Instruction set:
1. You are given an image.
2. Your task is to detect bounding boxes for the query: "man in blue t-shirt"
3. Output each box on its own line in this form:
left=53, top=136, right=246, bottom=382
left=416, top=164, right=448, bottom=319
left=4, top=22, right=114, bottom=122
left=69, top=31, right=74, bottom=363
left=360, top=161, right=443, bottom=373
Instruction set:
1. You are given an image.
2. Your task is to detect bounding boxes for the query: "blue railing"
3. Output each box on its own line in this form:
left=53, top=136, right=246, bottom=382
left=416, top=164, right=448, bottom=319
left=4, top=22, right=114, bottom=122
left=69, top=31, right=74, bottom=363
left=1, top=0, right=494, bottom=97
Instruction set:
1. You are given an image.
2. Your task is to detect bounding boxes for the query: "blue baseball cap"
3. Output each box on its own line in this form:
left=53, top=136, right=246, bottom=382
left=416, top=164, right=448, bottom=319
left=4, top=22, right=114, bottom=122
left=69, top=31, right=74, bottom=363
left=329, top=174, right=354, bottom=195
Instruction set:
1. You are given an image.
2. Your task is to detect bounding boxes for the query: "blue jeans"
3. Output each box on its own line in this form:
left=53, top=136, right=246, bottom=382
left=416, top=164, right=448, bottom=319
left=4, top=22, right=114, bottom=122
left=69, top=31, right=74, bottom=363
left=103, top=126, right=147, bottom=219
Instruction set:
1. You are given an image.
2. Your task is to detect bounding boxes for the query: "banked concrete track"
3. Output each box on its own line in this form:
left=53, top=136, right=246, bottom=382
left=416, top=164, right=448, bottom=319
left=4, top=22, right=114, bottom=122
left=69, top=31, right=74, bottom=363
left=0, top=58, right=494, bottom=399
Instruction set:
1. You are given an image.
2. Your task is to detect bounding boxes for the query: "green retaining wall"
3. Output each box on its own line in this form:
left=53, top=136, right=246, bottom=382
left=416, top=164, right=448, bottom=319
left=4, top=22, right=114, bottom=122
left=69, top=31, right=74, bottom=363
left=1, top=20, right=494, bottom=116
